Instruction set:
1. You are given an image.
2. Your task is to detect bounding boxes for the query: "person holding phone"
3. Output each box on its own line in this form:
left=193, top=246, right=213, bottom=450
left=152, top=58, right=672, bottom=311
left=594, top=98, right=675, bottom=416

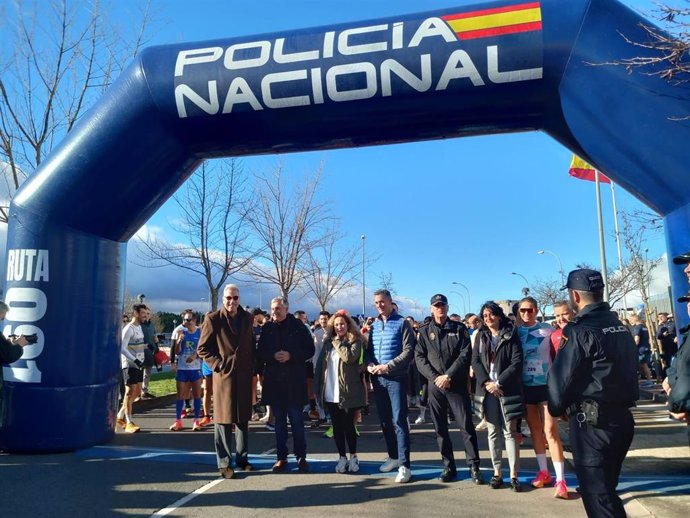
left=0, top=301, right=29, bottom=425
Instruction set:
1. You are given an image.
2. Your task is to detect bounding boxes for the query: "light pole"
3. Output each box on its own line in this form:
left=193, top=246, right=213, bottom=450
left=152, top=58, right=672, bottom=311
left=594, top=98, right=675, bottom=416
left=511, top=272, right=530, bottom=296
left=451, top=290, right=467, bottom=315
left=537, top=249, right=565, bottom=285
left=361, top=234, right=366, bottom=317
left=451, top=281, right=471, bottom=313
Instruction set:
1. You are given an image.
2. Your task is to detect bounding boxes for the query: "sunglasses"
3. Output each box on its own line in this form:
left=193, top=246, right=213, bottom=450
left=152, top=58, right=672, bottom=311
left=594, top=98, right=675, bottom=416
left=183, top=318, right=192, bottom=322
left=519, top=308, right=535, bottom=314
left=225, top=295, right=239, bottom=301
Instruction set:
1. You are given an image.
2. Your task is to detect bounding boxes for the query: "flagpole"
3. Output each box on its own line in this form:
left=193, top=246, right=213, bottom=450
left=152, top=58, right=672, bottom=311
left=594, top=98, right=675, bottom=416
left=610, top=182, right=628, bottom=314
left=595, top=170, right=610, bottom=302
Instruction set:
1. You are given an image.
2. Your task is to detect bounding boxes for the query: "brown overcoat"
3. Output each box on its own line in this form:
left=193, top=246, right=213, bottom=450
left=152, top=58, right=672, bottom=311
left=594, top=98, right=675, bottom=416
left=197, top=305, right=254, bottom=424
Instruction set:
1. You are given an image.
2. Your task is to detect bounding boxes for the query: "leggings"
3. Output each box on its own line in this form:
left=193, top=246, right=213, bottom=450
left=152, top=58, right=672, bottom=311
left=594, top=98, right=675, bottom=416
left=325, top=403, right=358, bottom=456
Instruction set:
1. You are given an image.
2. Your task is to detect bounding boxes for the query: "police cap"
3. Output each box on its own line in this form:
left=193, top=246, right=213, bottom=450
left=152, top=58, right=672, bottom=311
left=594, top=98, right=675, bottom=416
left=561, top=268, right=605, bottom=292
left=672, top=251, right=690, bottom=265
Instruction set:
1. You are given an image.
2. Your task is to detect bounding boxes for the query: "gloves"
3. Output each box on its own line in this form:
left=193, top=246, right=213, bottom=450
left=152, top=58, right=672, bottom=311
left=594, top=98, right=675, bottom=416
left=134, top=359, right=143, bottom=369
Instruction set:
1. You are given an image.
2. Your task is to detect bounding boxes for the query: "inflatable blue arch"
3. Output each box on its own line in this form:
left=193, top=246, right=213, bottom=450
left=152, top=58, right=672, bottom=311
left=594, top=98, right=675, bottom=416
left=2, top=0, right=690, bottom=452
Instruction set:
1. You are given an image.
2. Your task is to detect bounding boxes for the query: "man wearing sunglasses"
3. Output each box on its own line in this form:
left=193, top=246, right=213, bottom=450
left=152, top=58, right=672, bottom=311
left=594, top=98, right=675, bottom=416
left=198, top=284, right=255, bottom=479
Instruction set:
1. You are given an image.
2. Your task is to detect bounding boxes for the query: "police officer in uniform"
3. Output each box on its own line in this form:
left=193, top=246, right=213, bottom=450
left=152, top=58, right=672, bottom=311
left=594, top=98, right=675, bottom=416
left=415, top=293, right=484, bottom=484
left=547, top=269, right=638, bottom=518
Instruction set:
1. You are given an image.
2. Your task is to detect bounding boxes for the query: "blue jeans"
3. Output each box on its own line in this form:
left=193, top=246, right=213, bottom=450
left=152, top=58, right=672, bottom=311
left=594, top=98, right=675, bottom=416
left=272, top=401, right=307, bottom=461
left=372, top=375, right=410, bottom=467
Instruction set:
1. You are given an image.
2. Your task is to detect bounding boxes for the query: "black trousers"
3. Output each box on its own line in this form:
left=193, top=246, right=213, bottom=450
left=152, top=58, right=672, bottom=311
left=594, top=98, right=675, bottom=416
left=325, top=402, right=358, bottom=456
left=428, top=384, right=480, bottom=470
left=569, top=410, right=634, bottom=518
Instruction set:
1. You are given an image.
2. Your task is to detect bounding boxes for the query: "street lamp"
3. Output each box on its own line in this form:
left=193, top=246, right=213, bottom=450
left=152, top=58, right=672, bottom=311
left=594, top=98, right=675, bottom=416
left=511, top=272, right=530, bottom=296
left=451, top=281, right=471, bottom=313
left=537, top=249, right=565, bottom=284
left=361, top=234, right=366, bottom=317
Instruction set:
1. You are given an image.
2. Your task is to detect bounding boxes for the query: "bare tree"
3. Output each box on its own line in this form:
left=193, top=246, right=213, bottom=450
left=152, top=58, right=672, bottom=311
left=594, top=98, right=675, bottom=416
left=0, top=0, right=154, bottom=222
left=302, top=230, right=361, bottom=311
left=530, top=278, right=562, bottom=319
left=377, top=272, right=396, bottom=296
left=619, top=211, right=662, bottom=335
left=616, top=2, right=690, bottom=85
left=245, top=162, right=332, bottom=302
left=136, top=159, right=252, bottom=309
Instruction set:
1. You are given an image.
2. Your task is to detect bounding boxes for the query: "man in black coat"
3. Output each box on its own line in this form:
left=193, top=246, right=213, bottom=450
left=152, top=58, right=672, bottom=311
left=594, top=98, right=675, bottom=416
left=548, top=269, right=638, bottom=518
left=258, top=296, right=314, bottom=472
left=415, top=294, right=484, bottom=484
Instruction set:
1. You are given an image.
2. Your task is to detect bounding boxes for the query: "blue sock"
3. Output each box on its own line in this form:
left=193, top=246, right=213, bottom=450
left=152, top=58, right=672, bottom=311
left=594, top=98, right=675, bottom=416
left=193, top=398, right=202, bottom=419
left=176, top=399, right=184, bottom=420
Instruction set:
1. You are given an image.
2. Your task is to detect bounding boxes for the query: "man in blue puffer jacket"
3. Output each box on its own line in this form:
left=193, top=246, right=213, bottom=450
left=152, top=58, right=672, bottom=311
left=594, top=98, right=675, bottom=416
left=365, top=289, right=417, bottom=483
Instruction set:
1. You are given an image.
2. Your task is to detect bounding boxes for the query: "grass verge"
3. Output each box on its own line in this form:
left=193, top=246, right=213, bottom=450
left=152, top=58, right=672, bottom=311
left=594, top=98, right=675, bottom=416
left=149, top=369, right=176, bottom=396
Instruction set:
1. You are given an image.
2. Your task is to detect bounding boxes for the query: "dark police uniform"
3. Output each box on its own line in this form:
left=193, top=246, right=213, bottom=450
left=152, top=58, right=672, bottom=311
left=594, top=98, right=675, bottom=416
left=548, top=301, right=638, bottom=518
left=415, top=316, right=482, bottom=479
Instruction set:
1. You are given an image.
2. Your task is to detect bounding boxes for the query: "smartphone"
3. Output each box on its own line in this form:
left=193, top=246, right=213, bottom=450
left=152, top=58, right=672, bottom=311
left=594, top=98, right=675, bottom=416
left=24, top=333, right=38, bottom=344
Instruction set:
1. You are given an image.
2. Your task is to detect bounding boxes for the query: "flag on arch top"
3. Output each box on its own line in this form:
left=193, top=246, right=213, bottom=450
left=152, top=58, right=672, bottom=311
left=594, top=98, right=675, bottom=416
left=568, top=154, right=610, bottom=184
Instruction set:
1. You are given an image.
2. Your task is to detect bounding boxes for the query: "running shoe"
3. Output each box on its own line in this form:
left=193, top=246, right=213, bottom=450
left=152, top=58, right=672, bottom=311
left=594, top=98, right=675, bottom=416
left=184, top=406, right=193, bottom=418
left=379, top=457, right=399, bottom=473
left=169, top=419, right=183, bottom=431
left=124, top=422, right=140, bottom=433
left=192, top=419, right=202, bottom=431
left=531, top=470, right=553, bottom=488
left=554, top=480, right=569, bottom=499
left=475, top=418, right=488, bottom=431
left=414, top=416, right=426, bottom=425
left=323, top=426, right=334, bottom=438
left=181, top=408, right=188, bottom=419
left=335, top=456, right=348, bottom=473
left=348, top=455, right=360, bottom=473
left=116, top=418, right=126, bottom=429
left=395, top=466, right=411, bottom=483
left=199, top=416, right=213, bottom=427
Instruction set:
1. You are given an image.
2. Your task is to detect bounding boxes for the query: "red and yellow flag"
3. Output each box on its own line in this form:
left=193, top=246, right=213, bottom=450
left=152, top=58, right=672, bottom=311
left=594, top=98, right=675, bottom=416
left=569, top=155, right=611, bottom=184
left=442, top=2, right=542, bottom=40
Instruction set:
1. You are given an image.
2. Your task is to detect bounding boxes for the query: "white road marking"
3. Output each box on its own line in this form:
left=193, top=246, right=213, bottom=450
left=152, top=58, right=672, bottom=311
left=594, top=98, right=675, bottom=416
left=150, top=478, right=224, bottom=517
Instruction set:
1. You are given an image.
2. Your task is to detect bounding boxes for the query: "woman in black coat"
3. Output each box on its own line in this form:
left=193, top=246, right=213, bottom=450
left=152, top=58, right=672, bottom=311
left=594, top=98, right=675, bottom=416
left=472, top=301, right=524, bottom=492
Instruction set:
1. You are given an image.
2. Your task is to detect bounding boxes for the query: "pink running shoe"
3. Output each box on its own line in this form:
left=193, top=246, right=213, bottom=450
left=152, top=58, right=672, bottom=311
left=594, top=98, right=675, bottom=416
left=554, top=480, right=569, bottom=499
left=169, top=419, right=183, bottom=431
left=531, top=470, right=553, bottom=488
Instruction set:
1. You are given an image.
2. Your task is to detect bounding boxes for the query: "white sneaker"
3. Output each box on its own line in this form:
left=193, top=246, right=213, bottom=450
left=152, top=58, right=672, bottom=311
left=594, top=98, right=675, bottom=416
left=521, top=423, right=531, bottom=437
left=475, top=418, right=488, bottom=431
left=348, top=455, right=360, bottom=473
left=414, top=416, right=426, bottom=425
left=395, top=465, right=412, bottom=483
left=335, top=456, right=348, bottom=473
left=379, top=457, right=400, bottom=473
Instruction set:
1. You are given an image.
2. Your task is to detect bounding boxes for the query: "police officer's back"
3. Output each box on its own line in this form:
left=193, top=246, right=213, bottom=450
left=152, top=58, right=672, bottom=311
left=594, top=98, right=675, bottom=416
left=547, top=269, right=638, bottom=518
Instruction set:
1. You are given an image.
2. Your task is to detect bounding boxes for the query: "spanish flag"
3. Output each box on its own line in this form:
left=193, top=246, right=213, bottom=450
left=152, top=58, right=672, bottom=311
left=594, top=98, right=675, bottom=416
left=569, top=155, right=611, bottom=184
left=442, top=2, right=542, bottom=41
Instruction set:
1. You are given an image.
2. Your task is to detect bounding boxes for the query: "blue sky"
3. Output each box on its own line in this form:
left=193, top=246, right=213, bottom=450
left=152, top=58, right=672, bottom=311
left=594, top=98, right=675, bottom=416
left=112, top=0, right=671, bottom=317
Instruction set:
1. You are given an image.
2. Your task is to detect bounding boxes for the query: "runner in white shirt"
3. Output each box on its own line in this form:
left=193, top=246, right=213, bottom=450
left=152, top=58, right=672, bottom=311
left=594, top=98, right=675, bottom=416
left=117, top=304, right=149, bottom=433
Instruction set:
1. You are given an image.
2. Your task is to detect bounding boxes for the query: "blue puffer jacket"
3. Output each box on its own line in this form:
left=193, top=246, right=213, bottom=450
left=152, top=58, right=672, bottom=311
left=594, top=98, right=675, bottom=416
left=365, top=312, right=415, bottom=378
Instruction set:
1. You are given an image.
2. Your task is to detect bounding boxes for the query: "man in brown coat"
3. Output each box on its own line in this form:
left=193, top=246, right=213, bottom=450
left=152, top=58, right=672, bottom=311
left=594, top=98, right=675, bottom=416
left=198, top=284, right=254, bottom=479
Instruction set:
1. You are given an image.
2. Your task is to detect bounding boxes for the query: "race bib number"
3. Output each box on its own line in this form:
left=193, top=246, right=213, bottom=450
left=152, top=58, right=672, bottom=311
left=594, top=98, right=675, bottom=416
left=526, top=358, right=544, bottom=376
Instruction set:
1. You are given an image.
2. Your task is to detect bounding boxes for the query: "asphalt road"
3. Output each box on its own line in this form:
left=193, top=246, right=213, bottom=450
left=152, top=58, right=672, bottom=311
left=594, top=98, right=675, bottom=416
left=1, top=396, right=688, bottom=518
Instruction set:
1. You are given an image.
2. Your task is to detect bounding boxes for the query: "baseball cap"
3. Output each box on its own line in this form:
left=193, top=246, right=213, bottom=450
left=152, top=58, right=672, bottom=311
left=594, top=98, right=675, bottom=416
left=678, top=292, right=690, bottom=303
left=430, top=294, right=448, bottom=306
left=672, top=251, right=690, bottom=265
left=561, top=268, right=605, bottom=292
